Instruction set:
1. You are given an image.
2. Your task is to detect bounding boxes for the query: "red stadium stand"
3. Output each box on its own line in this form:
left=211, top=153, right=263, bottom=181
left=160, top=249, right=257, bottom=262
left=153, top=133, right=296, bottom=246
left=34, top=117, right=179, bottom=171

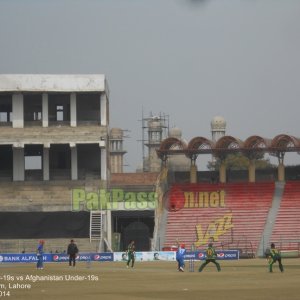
left=164, top=182, right=275, bottom=256
left=270, top=181, right=300, bottom=250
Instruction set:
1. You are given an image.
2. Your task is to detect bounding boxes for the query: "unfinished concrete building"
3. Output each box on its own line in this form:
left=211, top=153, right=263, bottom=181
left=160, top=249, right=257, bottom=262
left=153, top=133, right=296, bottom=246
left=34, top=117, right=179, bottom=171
left=0, top=74, right=109, bottom=181
left=109, top=128, right=127, bottom=173
left=0, top=74, right=110, bottom=252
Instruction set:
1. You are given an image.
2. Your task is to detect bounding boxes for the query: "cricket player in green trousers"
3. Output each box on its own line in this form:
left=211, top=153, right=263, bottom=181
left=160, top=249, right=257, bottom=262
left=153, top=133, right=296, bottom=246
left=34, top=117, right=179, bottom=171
left=126, top=240, right=135, bottom=268
left=198, top=242, right=221, bottom=272
left=267, top=243, right=284, bottom=273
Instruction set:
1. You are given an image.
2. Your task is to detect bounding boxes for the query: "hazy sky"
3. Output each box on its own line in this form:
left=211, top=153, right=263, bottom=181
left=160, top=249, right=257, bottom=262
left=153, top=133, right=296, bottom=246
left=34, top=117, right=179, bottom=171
left=1, top=0, right=300, bottom=171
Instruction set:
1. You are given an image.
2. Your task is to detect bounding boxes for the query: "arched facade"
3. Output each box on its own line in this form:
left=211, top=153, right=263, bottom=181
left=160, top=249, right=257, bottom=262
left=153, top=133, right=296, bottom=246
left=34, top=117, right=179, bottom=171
left=157, top=137, right=187, bottom=161
left=186, top=137, right=215, bottom=183
left=157, top=134, right=300, bottom=183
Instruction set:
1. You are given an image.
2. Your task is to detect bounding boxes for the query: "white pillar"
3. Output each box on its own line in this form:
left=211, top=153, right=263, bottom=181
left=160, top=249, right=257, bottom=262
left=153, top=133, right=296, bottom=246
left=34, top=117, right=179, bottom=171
left=43, top=145, right=50, bottom=181
left=100, top=93, right=107, bottom=126
left=12, top=94, right=24, bottom=128
left=70, top=93, right=77, bottom=127
left=71, top=144, right=78, bottom=180
left=42, top=93, right=49, bottom=127
left=13, top=146, right=25, bottom=181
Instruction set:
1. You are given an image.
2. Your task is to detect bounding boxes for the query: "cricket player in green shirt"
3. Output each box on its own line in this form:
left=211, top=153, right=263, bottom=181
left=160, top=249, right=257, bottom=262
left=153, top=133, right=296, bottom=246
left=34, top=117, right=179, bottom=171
left=126, top=240, right=135, bottom=268
left=198, top=242, right=221, bottom=272
left=267, top=243, right=284, bottom=273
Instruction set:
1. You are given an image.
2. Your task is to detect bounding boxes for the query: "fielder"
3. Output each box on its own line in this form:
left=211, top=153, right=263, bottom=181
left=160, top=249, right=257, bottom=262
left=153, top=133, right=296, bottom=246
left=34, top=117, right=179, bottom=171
left=198, top=242, right=221, bottom=272
left=126, top=240, right=135, bottom=268
left=267, top=243, right=284, bottom=273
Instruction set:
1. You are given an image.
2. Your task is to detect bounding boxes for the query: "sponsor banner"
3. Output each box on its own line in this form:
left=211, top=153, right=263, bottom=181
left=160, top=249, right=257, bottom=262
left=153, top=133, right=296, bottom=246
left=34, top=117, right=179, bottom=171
left=184, top=250, right=239, bottom=260
left=0, top=251, right=238, bottom=263
left=0, top=254, right=52, bottom=263
left=152, top=251, right=176, bottom=261
left=0, top=252, right=113, bottom=263
left=92, top=253, right=113, bottom=262
left=114, top=252, right=129, bottom=262
left=114, top=251, right=175, bottom=262
left=52, top=253, right=113, bottom=262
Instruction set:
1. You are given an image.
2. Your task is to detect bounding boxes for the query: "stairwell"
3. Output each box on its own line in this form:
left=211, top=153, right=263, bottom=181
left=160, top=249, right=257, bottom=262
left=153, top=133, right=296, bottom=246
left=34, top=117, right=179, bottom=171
left=257, top=181, right=285, bottom=257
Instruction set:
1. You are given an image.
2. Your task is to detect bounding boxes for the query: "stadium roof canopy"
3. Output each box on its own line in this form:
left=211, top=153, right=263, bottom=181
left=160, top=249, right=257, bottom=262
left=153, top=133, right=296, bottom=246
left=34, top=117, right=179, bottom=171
left=157, top=134, right=300, bottom=160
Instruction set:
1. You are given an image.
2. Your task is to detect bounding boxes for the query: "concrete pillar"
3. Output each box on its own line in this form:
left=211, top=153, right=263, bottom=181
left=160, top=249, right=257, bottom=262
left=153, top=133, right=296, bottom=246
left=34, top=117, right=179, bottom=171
left=248, top=159, right=256, bottom=183
left=43, top=145, right=50, bottom=181
left=100, top=93, right=107, bottom=126
left=101, top=147, right=107, bottom=180
left=13, top=146, right=25, bottom=181
left=70, top=93, right=77, bottom=127
left=70, top=144, right=78, bottom=180
left=278, top=163, right=285, bottom=182
left=42, top=93, right=48, bottom=127
left=12, top=94, right=24, bottom=128
left=190, top=164, right=197, bottom=183
left=219, top=161, right=226, bottom=183
left=106, top=210, right=112, bottom=252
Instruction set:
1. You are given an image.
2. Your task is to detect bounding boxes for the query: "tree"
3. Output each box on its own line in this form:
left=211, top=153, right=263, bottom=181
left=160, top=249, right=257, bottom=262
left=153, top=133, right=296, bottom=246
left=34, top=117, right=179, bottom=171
left=207, top=152, right=275, bottom=171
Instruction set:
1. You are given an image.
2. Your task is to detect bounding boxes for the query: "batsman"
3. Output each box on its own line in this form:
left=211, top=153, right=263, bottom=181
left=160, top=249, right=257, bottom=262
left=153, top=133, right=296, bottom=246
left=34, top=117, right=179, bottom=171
left=175, top=239, right=186, bottom=272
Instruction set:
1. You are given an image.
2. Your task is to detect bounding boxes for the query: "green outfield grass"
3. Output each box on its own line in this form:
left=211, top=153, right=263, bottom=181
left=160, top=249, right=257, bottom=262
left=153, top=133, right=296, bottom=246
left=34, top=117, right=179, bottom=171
left=1, top=258, right=300, bottom=300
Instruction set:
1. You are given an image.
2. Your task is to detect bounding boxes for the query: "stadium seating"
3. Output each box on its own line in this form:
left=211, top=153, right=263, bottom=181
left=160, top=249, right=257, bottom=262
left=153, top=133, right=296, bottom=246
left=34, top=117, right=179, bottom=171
left=164, top=182, right=275, bottom=256
left=270, top=181, right=300, bottom=250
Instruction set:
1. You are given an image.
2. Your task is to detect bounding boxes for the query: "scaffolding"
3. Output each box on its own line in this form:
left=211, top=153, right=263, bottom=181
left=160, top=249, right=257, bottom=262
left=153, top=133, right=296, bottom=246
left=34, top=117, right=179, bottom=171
left=139, top=111, right=169, bottom=172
